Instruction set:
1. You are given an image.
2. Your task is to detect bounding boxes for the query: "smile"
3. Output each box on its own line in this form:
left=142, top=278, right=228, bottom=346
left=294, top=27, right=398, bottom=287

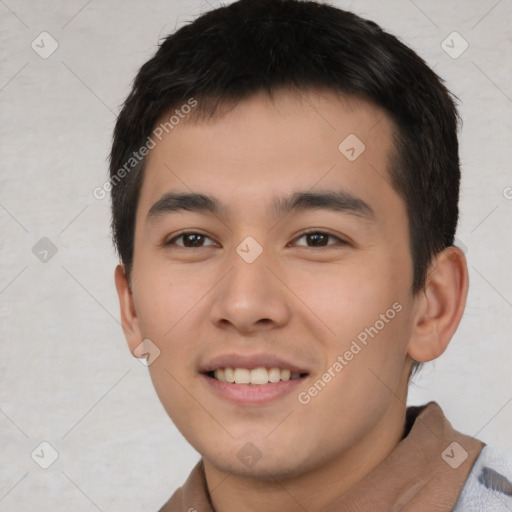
left=209, top=367, right=308, bottom=385
left=202, top=369, right=309, bottom=405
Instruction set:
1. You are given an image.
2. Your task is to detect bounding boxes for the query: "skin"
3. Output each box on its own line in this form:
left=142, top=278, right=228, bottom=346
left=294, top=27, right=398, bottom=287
left=115, top=89, right=469, bottom=511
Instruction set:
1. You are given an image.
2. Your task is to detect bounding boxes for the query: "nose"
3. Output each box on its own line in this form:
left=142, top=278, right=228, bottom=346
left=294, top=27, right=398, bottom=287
left=209, top=248, right=291, bottom=335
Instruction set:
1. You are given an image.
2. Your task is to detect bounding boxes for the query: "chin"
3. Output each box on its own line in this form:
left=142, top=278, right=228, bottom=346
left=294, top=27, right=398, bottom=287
left=206, top=452, right=310, bottom=482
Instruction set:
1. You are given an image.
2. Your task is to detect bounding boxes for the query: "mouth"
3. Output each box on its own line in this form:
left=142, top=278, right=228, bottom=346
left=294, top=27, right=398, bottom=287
left=199, top=353, right=311, bottom=404
left=200, top=365, right=310, bottom=405
left=204, top=367, right=309, bottom=385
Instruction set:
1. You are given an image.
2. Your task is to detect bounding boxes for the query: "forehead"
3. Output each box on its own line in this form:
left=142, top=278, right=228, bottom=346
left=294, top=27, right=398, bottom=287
left=136, top=89, right=402, bottom=227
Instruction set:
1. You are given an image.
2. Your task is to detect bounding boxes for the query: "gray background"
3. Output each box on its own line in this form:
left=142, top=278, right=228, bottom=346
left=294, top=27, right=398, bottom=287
left=1, top=0, right=511, bottom=510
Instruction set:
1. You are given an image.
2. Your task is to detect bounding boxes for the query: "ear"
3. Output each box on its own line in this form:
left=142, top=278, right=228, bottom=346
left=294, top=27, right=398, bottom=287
left=407, top=246, right=469, bottom=362
left=114, top=264, right=143, bottom=355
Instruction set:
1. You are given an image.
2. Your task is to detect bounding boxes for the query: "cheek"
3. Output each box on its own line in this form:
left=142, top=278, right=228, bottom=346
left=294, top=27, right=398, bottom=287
left=294, top=256, right=412, bottom=383
left=132, top=262, right=215, bottom=385
left=132, top=262, right=205, bottom=338
left=293, top=258, right=404, bottom=335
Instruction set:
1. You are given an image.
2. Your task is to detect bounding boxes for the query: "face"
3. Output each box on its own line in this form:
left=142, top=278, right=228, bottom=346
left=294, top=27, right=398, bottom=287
left=118, top=89, right=420, bottom=480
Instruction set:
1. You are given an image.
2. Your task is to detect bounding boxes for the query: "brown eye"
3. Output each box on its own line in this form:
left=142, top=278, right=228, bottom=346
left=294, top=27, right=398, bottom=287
left=165, top=232, right=216, bottom=248
left=294, top=231, right=347, bottom=247
left=306, top=233, right=329, bottom=246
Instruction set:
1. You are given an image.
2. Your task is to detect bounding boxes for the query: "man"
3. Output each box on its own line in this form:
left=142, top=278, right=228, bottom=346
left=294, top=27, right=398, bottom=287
left=110, top=1, right=512, bottom=510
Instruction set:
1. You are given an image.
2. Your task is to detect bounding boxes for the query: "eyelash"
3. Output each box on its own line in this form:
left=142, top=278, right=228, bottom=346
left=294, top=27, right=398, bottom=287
left=163, top=230, right=349, bottom=249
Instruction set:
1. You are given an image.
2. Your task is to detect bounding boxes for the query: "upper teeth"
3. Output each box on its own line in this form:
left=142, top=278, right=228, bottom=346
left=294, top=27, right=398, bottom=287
left=213, top=367, right=302, bottom=385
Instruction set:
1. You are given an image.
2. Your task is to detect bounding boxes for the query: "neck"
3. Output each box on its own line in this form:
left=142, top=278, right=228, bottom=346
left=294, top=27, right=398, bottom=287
left=203, top=398, right=407, bottom=512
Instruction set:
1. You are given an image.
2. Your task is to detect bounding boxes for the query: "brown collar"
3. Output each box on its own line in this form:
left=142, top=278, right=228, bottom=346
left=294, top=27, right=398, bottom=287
left=160, top=401, right=484, bottom=511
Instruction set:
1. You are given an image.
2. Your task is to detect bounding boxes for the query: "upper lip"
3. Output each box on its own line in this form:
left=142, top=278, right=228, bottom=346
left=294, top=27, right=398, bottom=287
left=200, top=353, right=310, bottom=374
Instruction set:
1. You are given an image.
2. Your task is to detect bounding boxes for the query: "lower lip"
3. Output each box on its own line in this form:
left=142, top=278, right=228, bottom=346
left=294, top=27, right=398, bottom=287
left=201, top=374, right=307, bottom=405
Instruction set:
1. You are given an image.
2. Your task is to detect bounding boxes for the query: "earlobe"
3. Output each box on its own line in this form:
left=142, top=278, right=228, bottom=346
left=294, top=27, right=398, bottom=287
left=407, top=246, right=469, bottom=362
left=114, top=264, right=142, bottom=354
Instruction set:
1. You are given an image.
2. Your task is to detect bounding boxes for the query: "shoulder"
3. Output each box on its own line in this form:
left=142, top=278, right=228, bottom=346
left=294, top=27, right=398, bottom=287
left=453, top=444, right=512, bottom=511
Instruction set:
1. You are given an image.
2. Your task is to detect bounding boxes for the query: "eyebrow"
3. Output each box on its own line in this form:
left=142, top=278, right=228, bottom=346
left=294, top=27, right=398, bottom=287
left=146, top=189, right=375, bottom=223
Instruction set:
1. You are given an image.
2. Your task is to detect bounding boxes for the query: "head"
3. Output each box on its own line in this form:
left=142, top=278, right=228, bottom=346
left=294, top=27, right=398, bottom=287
left=111, top=0, right=468, bottom=482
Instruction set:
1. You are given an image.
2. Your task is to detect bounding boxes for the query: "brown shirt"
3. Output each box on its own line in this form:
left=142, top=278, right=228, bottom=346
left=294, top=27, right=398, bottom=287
left=159, top=401, right=484, bottom=511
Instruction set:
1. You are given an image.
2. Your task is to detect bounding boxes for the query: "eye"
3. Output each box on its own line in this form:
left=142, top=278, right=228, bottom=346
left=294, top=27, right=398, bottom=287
left=162, top=230, right=348, bottom=249
left=164, top=231, right=217, bottom=248
left=292, top=231, right=348, bottom=247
